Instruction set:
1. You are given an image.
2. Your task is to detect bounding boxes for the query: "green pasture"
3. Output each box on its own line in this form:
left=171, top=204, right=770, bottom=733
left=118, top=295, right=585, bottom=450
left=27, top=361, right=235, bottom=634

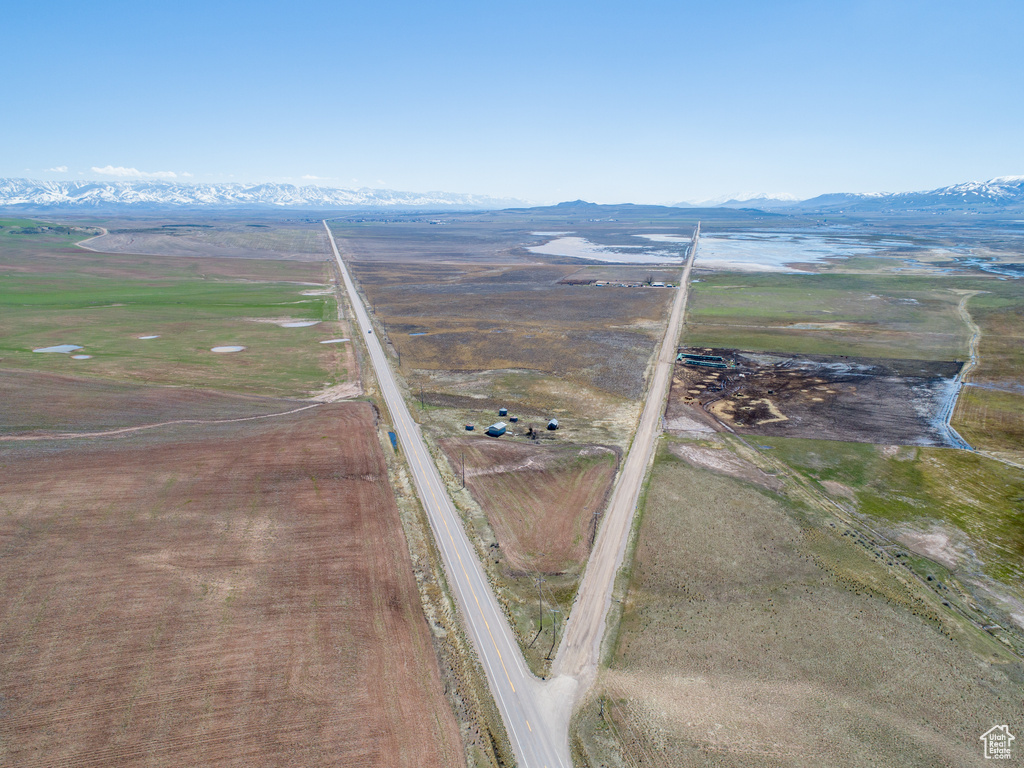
left=0, top=216, right=328, bottom=278
left=969, top=290, right=1024, bottom=383
left=0, top=219, right=342, bottom=396
left=684, top=273, right=1001, bottom=360
left=758, top=436, right=1024, bottom=585
left=0, top=273, right=342, bottom=397
left=953, top=386, right=1024, bottom=451
left=0, top=219, right=95, bottom=253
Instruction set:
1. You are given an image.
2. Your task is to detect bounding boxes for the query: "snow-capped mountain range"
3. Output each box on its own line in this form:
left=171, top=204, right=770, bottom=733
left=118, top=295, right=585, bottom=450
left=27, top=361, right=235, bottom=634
left=785, top=175, right=1024, bottom=213
left=705, top=176, right=1024, bottom=213
left=0, top=179, right=526, bottom=210
left=1, top=176, right=1022, bottom=213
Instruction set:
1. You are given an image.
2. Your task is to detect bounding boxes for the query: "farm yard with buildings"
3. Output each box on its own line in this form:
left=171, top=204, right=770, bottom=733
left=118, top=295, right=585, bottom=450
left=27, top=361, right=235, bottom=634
left=2, top=205, right=1023, bottom=768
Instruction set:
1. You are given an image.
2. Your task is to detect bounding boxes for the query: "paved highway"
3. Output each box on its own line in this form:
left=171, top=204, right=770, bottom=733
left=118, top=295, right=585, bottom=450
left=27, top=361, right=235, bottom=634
left=553, top=225, right=698, bottom=683
left=324, top=222, right=572, bottom=768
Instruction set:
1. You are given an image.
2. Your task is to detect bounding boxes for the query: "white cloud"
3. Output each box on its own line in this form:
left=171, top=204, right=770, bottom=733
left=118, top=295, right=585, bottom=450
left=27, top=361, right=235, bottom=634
left=46, top=165, right=68, bottom=173
left=301, top=174, right=327, bottom=180
left=90, top=165, right=179, bottom=179
left=181, top=171, right=194, bottom=178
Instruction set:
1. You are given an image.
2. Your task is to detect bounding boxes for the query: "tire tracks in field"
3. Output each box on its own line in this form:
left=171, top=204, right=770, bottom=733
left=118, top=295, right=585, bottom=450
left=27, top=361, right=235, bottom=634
left=0, top=403, right=324, bottom=442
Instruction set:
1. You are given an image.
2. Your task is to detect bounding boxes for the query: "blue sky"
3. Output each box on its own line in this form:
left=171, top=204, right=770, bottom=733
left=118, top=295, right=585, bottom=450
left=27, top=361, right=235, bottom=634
left=6, top=0, right=1022, bottom=203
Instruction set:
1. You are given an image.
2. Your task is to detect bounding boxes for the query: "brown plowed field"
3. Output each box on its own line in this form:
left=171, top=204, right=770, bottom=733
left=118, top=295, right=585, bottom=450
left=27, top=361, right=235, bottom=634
left=0, top=369, right=306, bottom=435
left=0, top=403, right=462, bottom=768
left=440, top=437, right=618, bottom=574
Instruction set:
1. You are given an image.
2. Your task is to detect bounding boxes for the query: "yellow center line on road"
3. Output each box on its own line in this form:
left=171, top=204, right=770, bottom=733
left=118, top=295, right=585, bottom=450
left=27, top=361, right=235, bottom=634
left=405, top=430, right=518, bottom=694
left=330, top=224, right=567, bottom=766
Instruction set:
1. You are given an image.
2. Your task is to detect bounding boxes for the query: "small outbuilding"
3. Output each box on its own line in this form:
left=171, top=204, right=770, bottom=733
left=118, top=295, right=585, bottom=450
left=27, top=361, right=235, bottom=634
left=547, top=419, right=559, bottom=431
left=465, top=424, right=475, bottom=431
left=486, top=421, right=508, bottom=437
left=498, top=407, right=508, bottom=417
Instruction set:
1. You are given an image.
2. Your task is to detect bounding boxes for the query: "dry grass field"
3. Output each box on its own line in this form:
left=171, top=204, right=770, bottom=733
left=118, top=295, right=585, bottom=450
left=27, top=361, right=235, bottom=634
left=352, top=261, right=671, bottom=403
left=331, top=222, right=532, bottom=268
left=574, top=446, right=1024, bottom=767
left=437, top=437, right=618, bottom=673
left=82, top=222, right=330, bottom=262
left=953, top=386, right=1024, bottom=454
left=439, top=438, right=618, bottom=574
left=0, top=404, right=464, bottom=768
left=685, top=273, right=974, bottom=361
left=951, top=294, right=1024, bottom=454
left=341, top=251, right=676, bottom=454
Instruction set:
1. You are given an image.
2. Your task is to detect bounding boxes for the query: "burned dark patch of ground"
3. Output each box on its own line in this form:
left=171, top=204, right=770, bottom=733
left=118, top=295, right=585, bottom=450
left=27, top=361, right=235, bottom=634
left=667, top=347, right=961, bottom=445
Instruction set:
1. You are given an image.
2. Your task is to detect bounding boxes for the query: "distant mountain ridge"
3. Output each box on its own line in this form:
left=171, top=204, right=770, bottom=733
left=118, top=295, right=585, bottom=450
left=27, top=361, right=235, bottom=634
left=786, top=176, right=1024, bottom=213
left=0, top=178, right=526, bottom=210
left=699, top=176, right=1024, bottom=213
left=679, top=192, right=800, bottom=209
left=2, top=175, right=1022, bottom=214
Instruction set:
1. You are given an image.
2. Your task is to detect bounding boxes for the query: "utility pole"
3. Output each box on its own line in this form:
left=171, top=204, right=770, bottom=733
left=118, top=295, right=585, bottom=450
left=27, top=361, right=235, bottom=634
left=547, top=607, right=561, bottom=660
left=535, top=576, right=546, bottom=631
left=461, top=450, right=466, bottom=489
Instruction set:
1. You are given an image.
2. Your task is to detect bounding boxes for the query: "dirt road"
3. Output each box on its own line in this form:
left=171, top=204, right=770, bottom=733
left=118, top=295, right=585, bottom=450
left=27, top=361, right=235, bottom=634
left=73, top=226, right=109, bottom=252
left=553, top=225, right=697, bottom=685
left=324, top=222, right=573, bottom=768
left=326, top=219, right=696, bottom=765
left=937, top=290, right=982, bottom=450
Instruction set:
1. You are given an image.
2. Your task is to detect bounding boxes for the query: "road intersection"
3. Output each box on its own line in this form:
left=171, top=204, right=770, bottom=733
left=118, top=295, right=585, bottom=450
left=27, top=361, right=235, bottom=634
left=324, top=220, right=696, bottom=767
